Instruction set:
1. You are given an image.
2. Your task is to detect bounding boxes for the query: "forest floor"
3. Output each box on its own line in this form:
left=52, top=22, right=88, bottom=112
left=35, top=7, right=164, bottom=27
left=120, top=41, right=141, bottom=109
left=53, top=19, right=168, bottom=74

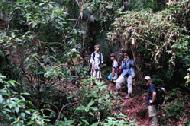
left=108, top=83, right=149, bottom=126
left=107, top=83, right=190, bottom=126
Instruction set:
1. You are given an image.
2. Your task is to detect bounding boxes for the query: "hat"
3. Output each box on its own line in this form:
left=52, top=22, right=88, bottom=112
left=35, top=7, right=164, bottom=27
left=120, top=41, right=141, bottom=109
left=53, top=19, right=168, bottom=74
left=94, top=44, right=100, bottom=48
left=145, top=76, right=151, bottom=80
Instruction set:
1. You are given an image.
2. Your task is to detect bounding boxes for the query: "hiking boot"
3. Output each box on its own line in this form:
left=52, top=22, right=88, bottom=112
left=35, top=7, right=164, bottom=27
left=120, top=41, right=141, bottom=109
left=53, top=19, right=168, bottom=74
left=125, top=94, right=130, bottom=99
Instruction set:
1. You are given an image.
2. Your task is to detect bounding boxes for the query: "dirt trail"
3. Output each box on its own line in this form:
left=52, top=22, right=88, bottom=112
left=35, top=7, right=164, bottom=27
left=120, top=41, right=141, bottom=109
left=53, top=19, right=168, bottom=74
left=108, top=83, right=149, bottom=126
left=108, top=82, right=190, bottom=126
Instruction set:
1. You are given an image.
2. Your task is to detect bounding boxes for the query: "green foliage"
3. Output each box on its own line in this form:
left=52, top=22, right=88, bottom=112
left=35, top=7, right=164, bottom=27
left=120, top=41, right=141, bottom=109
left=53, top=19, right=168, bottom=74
left=185, top=121, right=190, bottom=126
left=1, top=0, right=190, bottom=125
left=123, top=0, right=165, bottom=11
left=51, top=78, right=133, bottom=125
left=108, top=1, right=190, bottom=85
left=0, top=0, right=80, bottom=55
left=73, top=78, right=112, bottom=125
left=165, top=100, right=185, bottom=119
left=162, top=88, right=189, bottom=124
left=0, top=74, right=48, bottom=126
left=55, top=118, right=75, bottom=126
left=0, top=50, right=21, bottom=80
left=102, top=114, right=135, bottom=126
left=172, top=35, right=190, bottom=67
left=83, top=0, right=122, bottom=22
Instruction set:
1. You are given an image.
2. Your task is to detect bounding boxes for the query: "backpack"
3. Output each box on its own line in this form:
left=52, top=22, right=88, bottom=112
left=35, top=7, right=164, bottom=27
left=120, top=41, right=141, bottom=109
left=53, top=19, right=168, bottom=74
left=156, top=86, right=165, bottom=105
left=92, top=52, right=103, bottom=66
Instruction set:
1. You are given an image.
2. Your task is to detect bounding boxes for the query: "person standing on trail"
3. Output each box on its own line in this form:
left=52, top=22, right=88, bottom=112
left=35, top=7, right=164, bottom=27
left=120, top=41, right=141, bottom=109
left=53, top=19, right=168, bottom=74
left=107, top=53, right=118, bottom=82
left=116, top=48, right=124, bottom=75
left=145, top=76, right=158, bottom=126
left=116, top=50, right=135, bottom=98
left=90, top=44, right=103, bottom=80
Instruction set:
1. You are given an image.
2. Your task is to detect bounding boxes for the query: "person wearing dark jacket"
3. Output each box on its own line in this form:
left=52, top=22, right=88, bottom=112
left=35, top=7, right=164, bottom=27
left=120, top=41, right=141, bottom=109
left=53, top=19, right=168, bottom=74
left=145, top=76, right=158, bottom=126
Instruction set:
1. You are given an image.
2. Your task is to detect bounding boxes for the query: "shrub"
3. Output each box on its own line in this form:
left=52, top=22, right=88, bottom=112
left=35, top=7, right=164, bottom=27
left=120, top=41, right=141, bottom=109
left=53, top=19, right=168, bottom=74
left=107, top=1, right=190, bottom=86
left=165, top=100, right=185, bottom=119
left=73, top=78, right=112, bottom=125
left=0, top=73, right=48, bottom=126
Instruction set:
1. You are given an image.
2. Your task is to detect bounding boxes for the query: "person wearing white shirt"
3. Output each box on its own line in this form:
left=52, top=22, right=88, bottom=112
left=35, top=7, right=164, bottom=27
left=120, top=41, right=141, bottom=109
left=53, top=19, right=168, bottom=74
left=107, top=53, right=118, bottom=82
left=90, top=44, right=103, bottom=80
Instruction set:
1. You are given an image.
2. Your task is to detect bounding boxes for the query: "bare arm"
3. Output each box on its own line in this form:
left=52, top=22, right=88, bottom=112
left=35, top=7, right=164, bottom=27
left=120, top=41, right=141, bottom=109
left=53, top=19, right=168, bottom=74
left=90, top=53, right=93, bottom=64
left=101, top=53, right=103, bottom=64
left=152, top=92, right=156, bottom=103
left=112, top=67, right=115, bottom=76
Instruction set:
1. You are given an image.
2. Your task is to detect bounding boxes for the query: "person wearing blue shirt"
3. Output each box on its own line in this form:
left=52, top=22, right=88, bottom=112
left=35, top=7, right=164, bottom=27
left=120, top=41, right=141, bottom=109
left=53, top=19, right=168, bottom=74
left=145, top=76, right=158, bottom=126
left=116, top=51, right=135, bottom=98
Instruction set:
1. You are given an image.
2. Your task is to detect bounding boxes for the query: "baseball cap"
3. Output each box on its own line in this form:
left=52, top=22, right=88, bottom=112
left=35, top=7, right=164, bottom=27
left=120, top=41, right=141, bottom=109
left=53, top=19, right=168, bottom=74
left=145, top=76, right=151, bottom=80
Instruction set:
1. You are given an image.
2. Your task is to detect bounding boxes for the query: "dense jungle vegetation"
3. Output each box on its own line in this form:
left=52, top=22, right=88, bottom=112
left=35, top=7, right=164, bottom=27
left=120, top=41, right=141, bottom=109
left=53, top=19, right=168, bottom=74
left=0, top=0, right=190, bottom=125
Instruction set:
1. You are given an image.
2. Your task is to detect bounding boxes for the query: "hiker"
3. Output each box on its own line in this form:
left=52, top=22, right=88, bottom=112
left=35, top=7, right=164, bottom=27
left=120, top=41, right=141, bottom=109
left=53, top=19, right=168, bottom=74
left=116, top=48, right=125, bottom=75
left=107, top=53, right=118, bottom=82
left=116, top=50, right=135, bottom=98
left=90, top=44, right=103, bottom=80
left=145, top=76, right=159, bottom=126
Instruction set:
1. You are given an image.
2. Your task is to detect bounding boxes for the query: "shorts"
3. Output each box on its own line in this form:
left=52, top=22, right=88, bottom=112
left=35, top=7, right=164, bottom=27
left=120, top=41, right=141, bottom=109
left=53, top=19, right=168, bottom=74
left=148, top=105, right=157, bottom=117
left=91, top=69, right=102, bottom=79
